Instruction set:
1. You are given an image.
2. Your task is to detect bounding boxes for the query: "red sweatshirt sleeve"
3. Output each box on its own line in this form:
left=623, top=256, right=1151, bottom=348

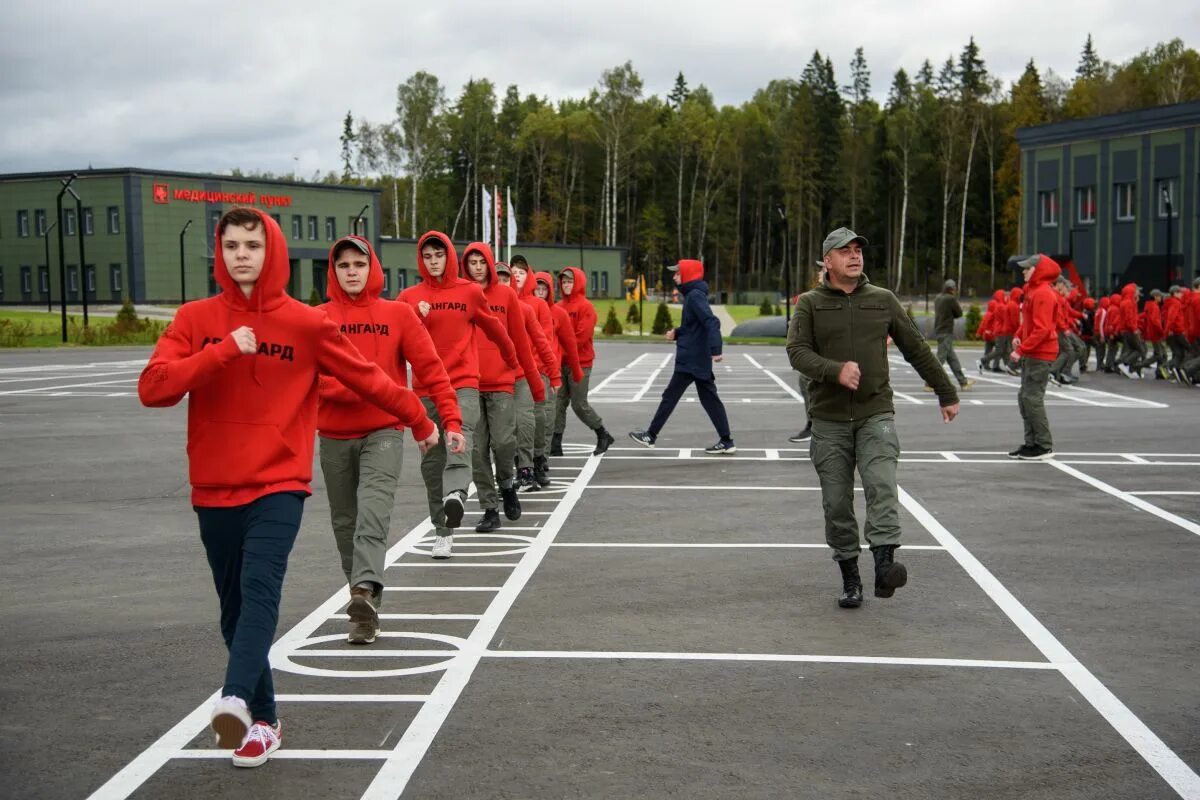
left=138, top=306, right=243, bottom=407
left=1016, top=291, right=1056, bottom=357
left=318, top=375, right=358, bottom=405
left=398, top=306, right=462, bottom=433
left=525, top=304, right=560, bottom=387
left=315, top=318, right=435, bottom=442
left=470, top=290, right=519, bottom=369
left=555, top=307, right=585, bottom=382
left=506, top=300, right=545, bottom=403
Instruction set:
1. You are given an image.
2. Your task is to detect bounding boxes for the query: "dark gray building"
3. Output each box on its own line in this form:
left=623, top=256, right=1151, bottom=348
left=1017, top=101, right=1199, bottom=292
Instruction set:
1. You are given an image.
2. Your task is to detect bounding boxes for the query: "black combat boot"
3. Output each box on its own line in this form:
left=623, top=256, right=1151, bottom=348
left=551, top=432, right=564, bottom=457
left=593, top=426, right=615, bottom=455
left=838, top=558, right=863, bottom=609
left=534, top=455, right=552, bottom=486
left=500, top=484, right=522, bottom=521
left=872, top=545, right=908, bottom=598
left=474, top=508, right=501, bottom=532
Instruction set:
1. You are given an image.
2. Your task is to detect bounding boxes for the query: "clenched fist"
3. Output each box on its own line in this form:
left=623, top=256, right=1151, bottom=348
left=418, top=301, right=431, bottom=318
left=230, top=326, right=257, bottom=355
left=838, top=361, right=861, bottom=390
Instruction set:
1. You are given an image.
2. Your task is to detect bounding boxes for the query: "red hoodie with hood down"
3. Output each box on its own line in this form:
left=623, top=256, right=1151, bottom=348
left=515, top=266, right=568, bottom=387
left=1003, top=287, right=1023, bottom=336
left=556, top=266, right=597, bottom=368
left=1015, top=256, right=1061, bottom=362
left=317, top=236, right=462, bottom=439
left=1119, top=283, right=1141, bottom=334
left=461, top=242, right=545, bottom=401
left=1163, top=294, right=1186, bottom=336
left=138, top=209, right=433, bottom=507
left=535, top=271, right=585, bottom=380
left=398, top=232, right=518, bottom=393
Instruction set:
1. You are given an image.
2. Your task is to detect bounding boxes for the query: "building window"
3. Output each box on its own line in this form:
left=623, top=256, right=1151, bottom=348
left=307, top=215, right=318, bottom=240
left=590, top=271, right=599, bottom=294
left=1114, top=183, right=1135, bottom=221
left=381, top=268, right=390, bottom=296
left=64, top=208, right=77, bottom=236
left=270, top=213, right=281, bottom=227
left=1, top=267, right=6, bottom=298
left=396, top=269, right=407, bottom=290
left=107, top=206, right=120, bottom=234
left=110, top=264, right=122, bottom=294
left=291, top=215, right=302, bottom=239
left=17, top=210, right=30, bottom=237
left=326, top=217, right=336, bottom=241
left=20, top=266, right=33, bottom=295
left=1038, top=191, right=1058, bottom=227
left=600, top=272, right=609, bottom=295
left=349, top=216, right=368, bottom=238
left=35, top=209, right=47, bottom=236
left=38, top=266, right=49, bottom=294
left=1156, top=178, right=1179, bottom=218
left=83, top=207, right=94, bottom=235
left=68, top=266, right=78, bottom=294
left=85, top=265, right=96, bottom=293
left=1074, top=186, right=1096, bottom=225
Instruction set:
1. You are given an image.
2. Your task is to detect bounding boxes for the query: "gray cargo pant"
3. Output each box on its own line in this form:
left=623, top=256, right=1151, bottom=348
left=1017, top=358, right=1053, bottom=450
left=533, top=375, right=552, bottom=459
left=514, top=378, right=536, bottom=469
left=421, top=388, right=479, bottom=536
left=472, top=389, right=516, bottom=511
left=809, top=412, right=902, bottom=562
left=555, top=365, right=603, bottom=435
left=936, top=333, right=967, bottom=384
left=319, top=428, right=405, bottom=605
left=798, top=374, right=811, bottom=426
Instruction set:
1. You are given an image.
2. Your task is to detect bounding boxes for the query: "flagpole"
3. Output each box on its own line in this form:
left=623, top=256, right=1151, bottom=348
left=494, top=184, right=500, bottom=257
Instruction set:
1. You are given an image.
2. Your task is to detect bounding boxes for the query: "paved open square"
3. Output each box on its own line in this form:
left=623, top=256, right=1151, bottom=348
left=1, top=342, right=1197, bottom=799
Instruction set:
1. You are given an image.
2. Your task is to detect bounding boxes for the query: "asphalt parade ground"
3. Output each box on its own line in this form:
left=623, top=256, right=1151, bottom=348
left=1, top=342, right=1197, bottom=799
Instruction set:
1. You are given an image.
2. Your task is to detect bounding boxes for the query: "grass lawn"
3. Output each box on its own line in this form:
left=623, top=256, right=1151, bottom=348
left=0, top=308, right=165, bottom=347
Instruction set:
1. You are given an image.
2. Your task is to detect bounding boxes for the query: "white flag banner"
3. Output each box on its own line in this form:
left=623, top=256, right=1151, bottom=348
left=506, top=186, right=517, bottom=261
left=481, top=187, right=493, bottom=247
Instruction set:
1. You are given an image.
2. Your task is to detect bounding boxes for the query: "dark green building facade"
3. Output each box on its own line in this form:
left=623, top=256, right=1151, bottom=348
left=0, top=167, right=624, bottom=306
left=1017, top=102, right=1199, bottom=292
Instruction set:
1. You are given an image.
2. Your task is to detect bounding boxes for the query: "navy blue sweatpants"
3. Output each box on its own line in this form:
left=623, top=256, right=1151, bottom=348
left=195, top=491, right=304, bottom=725
left=648, top=371, right=731, bottom=443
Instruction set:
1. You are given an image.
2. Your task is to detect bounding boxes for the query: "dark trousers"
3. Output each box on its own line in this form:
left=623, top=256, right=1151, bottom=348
left=648, top=371, right=731, bottom=442
left=195, top=491, right=305, bottom=725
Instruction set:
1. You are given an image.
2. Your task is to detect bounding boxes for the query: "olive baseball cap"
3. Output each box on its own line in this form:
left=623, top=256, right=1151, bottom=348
left=815, top=227, right=869, bottom=266
left=494, top=261, right=512, bottom=276
left=1016, top=254, right=1041, bottom=270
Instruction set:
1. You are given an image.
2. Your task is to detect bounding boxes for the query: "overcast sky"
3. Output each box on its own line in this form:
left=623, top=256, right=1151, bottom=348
left=2, top=0, right=1196, bottom=178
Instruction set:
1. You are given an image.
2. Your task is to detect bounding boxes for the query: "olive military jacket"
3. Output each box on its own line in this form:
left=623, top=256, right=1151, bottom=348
left=786, top=273, right=958, bottom=422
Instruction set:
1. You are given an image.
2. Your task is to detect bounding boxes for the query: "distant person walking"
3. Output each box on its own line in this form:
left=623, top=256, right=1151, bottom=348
left=925, top=279, right=975, bottom=392
left=1008, top=254, right=1060, bottom=460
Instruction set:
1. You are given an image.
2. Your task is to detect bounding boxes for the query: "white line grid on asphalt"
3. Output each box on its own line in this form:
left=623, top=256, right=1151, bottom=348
left=87, top=435, right=1200, bottom=798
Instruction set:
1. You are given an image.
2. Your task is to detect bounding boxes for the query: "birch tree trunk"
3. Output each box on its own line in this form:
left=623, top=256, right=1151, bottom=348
left=957, top=118, right=979, bottom=288
left=895, top=146, right=909, bottom=292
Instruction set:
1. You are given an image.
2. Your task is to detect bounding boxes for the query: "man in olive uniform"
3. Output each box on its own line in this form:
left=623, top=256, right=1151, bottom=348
left=926, top=279, right=975, bottom=392
left=787, top=227, right=960, bottom=609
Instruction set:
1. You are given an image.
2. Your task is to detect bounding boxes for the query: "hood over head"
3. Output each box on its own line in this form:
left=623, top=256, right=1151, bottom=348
left=213, top=207, right=291, bottom=310
left=325, top=235, right=383, bottom=306
left=1025, top=255, right=1062, bottom=287
left=992, top=289, right=1006, bottom=302
left=670, top=259, right=704, bottom=284
left=415, top=231, right=459, bottom=287
left=1083, top=297, right=1096, bottom=310
left=1121, top=282, right=1139, bottom=299
left=1010, top=286, right=1024, bottom=301
left=558, top=266, right=587, bottom=300
left=1099, top=297, right=1110, bottom=308
left=534, top=271, right=556, bottom=302
left=461, top=241, right=498, bottom=288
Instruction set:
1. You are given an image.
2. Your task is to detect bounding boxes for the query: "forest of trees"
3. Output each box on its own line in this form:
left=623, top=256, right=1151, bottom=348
left=278, top=36, right=1200, bottom=297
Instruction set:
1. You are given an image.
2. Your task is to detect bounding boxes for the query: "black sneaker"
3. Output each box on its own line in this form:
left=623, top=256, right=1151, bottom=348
left=534, top=456, right=552, bottom=486
left=1016, top=445, right=1055, bottom=461
left=704, top=440, right=737, bottom=455
left=501, top=485, right=522, bottom=520
left=550, top=432, right=564, bottom=457
left=872, top=545, right=907, bottom=598
left=1008, top=445, right=1029, bottom=459
left=787, top=425, right=812, bottom=443
left=1048, top=374, right=1062, bottom=387
left=837, top=559, right=863, bottom=609
left=629, top=430, right=656, bottom=448
left=594, top=427, right=615, bottom=455
left=442, top=491, right=466, bottom=529
left=474, top=508, right=501, bottom=532
left=516, top=467, right=539, bottom=493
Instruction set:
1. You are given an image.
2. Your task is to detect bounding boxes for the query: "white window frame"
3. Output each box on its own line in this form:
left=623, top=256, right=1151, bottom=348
left=1156, top=178, right=1179, bottom=218
left=1075, top=186, right=1096, bottom=225
left=107, top=206, right=120, bottom=234
left=110, top=264, right=122, bottom=293
left=1114, top=183, right=1135, bottom=221
left=17, top=210, right=30, bottom=237
left=1038, top=190, right=1058, bottom=228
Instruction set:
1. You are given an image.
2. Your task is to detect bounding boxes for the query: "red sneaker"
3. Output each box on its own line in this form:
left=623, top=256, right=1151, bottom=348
left=231, top=720, right=281, bottom=768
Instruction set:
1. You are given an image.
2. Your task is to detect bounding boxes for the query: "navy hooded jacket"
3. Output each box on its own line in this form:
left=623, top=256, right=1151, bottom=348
left=673, top=279, right=723, bottom=378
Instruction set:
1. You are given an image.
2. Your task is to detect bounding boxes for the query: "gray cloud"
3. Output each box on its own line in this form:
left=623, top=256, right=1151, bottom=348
left=2, top=0, right=1196, bottom=176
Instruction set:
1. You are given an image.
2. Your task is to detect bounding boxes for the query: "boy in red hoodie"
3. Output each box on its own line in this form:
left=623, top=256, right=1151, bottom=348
left=976, top=290, right=1003, bottom=373
left=460, top=243, right=545, bottom=532
left=1009, top=254, right=1060, bottom=460
left=1143, top=289, right=1169, bottom=380
left=999, top=287, right=1023, bottom=376
left=139, top=208, right=436, bottom=767
left=317, top=235, right=464, bottom=644
left=1116, top=282, right=1147, bottom=379
left=504, top=256, right=565, bottom=491
left=1164, top=285, right=1189, bottom=381
left=552, top=267, right=615, bottom=455
left=534, top=271, right=586, bottom=457
left=399, top=232, right=519, bottom=558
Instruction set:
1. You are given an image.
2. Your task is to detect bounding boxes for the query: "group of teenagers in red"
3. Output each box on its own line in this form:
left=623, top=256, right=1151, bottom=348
left=138, top=208, right=614, bottom=768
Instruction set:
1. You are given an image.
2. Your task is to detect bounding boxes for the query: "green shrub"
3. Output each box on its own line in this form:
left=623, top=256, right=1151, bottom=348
left=651, top=301, right=673, bottom=335
left=965, top=303, right=983, bottom=341
left=758, top=297, right=773, bottom=316
left=0, top=319, right=35, bottom=347
left=308, top=287, right=323, bottom=306
left=602, top=305, right=624, bottom=336
left=773, top=304, right=782, bottom=316
left=625, top=303, right=641, bottom=324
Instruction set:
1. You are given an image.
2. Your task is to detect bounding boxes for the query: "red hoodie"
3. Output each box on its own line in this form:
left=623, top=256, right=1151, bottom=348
left=556, top=266, right=597, bottom=368
left=1143, top=298, right=1165, bottom=342
left=398, top=231, right=518, bottom=393
left=978, top=290, right=1003, bottom=341
left=317, top=236, right=462, bottom=439
left=1187, top=289, right=1200, bottom=341
left=1118, top=283, right=1140, bottom=334
left=461, top=242, right=545, bottom=401
left=536, top=271, right=584, bottom=379
left=513, top=264, right=564, bottom=387
left=1002, top=287, right=1023, bottom=336
left=1163, top=295, right=1185, bottom=336
left=138, top=209, right=433, bottom=507
left=1015, top=256, right=1061, bottom=362
left=1096, top=297, right=1111, bottom=338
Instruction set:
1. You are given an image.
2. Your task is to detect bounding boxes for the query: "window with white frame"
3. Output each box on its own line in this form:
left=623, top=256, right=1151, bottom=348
left=1075, top=186, right=1096, bottom=224
left=1156, top=178, right=1179, bottom=218
left=1114, top=182, right=1135, bottom=221
left=83, top=207, right=94, bottom=235
left=107, top=206, right=120, bottom=234
left=1038, top=190, right=1058, bottom=227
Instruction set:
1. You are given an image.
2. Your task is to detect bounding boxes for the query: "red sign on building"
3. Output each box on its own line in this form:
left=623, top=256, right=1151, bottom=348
left=152, top=183, right=169, bottom=204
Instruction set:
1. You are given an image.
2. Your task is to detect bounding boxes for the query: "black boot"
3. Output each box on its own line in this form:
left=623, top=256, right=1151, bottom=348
left=872, top=545, right=908, bottom=598
left=838, top=558, right=863, bottom=609
left=474, top=508, right=501, bottom=532
left=534, top=455, right=552, bottom=486
left=593, top=426, right=615, bottom=455
left=551, top=432, right=564, bottom=457
left=501, top=485, right=522, bottom=520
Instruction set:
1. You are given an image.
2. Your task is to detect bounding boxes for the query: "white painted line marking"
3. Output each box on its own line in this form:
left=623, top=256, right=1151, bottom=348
left=1046, top=462, right=1200, bottom=539
left=484, top=650, right=1055, bottom=670
left=291, top=650, right=460, bottom=658
left=941, top=451, right=961, bottom=462
left=381, top=587, right=501, bottom=592
left=1122, top=454, right=1150, bottom=464
left=764, top=449, right=780, bottom=460
left=389, top=563, right=517, bottom=568
left=590, top=353, right=650, bottom=393
left=274, top=694, right=431, bottom=703
left=741, top=353, right=806, bottom=402
left=173, top=749, right=391, bottom=760
left=1129, top=491, right=1200, bottom=496
left=679, top=448, right=692, bottom=459
left=899, top=486, right=1200, bottom=797
left=631, top=354, right=673, bottom=401
left=588, top=484, right=836, bottom=491
left=332, top=613, right=484, bottom=621
left=552, top=542, right=946, bottom=550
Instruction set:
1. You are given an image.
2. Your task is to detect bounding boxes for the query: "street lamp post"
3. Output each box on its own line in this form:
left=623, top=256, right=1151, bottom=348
left=776, top=204, right=790, bottom=322
left=353, top=204, right=369, bottom=237
left=55, top=174, right=77, bottom=343
left=43, top=220, right=57, bottom=312
left=70, top=187, right=88, bottom=327
left=1162, top=186, right=1174, bottom=290
left=179, top=220, right=193, bottom=304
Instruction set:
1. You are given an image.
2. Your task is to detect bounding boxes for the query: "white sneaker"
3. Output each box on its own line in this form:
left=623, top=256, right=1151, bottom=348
left=432, top=534, right=453, bottom=559
left=232, top=720, right=281, bottom=768
left=211, top=695, right=251, bottom=748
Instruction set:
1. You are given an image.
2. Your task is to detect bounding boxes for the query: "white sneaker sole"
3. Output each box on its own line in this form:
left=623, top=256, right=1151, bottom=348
left=1016, top=451, right=1055, bottom=461
left=705, top=447, right=737, bottom=455
left=232, top=737, right=280, bottom=768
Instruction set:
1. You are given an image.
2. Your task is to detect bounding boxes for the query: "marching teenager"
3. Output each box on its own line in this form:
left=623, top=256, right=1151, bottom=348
left=534, top=271, right=585, bottom=457
left=629, top=259, right=734, bottom=453
left=317, top=235, right=463, bottom=645
left=553, top=267, right=615, bottom=456
left=459, top=244, right=545, bottom=533
left=503, top=256, right=563, bottom=490
left=399, top=232, right=519, bottom=558
left=138, top=208, right=436, bottom=767
left=1009, top=254, right=1061, bottom=460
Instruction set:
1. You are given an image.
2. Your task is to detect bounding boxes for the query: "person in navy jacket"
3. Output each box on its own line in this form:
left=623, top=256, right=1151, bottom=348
left=629, top=259, right=735, bottom=454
